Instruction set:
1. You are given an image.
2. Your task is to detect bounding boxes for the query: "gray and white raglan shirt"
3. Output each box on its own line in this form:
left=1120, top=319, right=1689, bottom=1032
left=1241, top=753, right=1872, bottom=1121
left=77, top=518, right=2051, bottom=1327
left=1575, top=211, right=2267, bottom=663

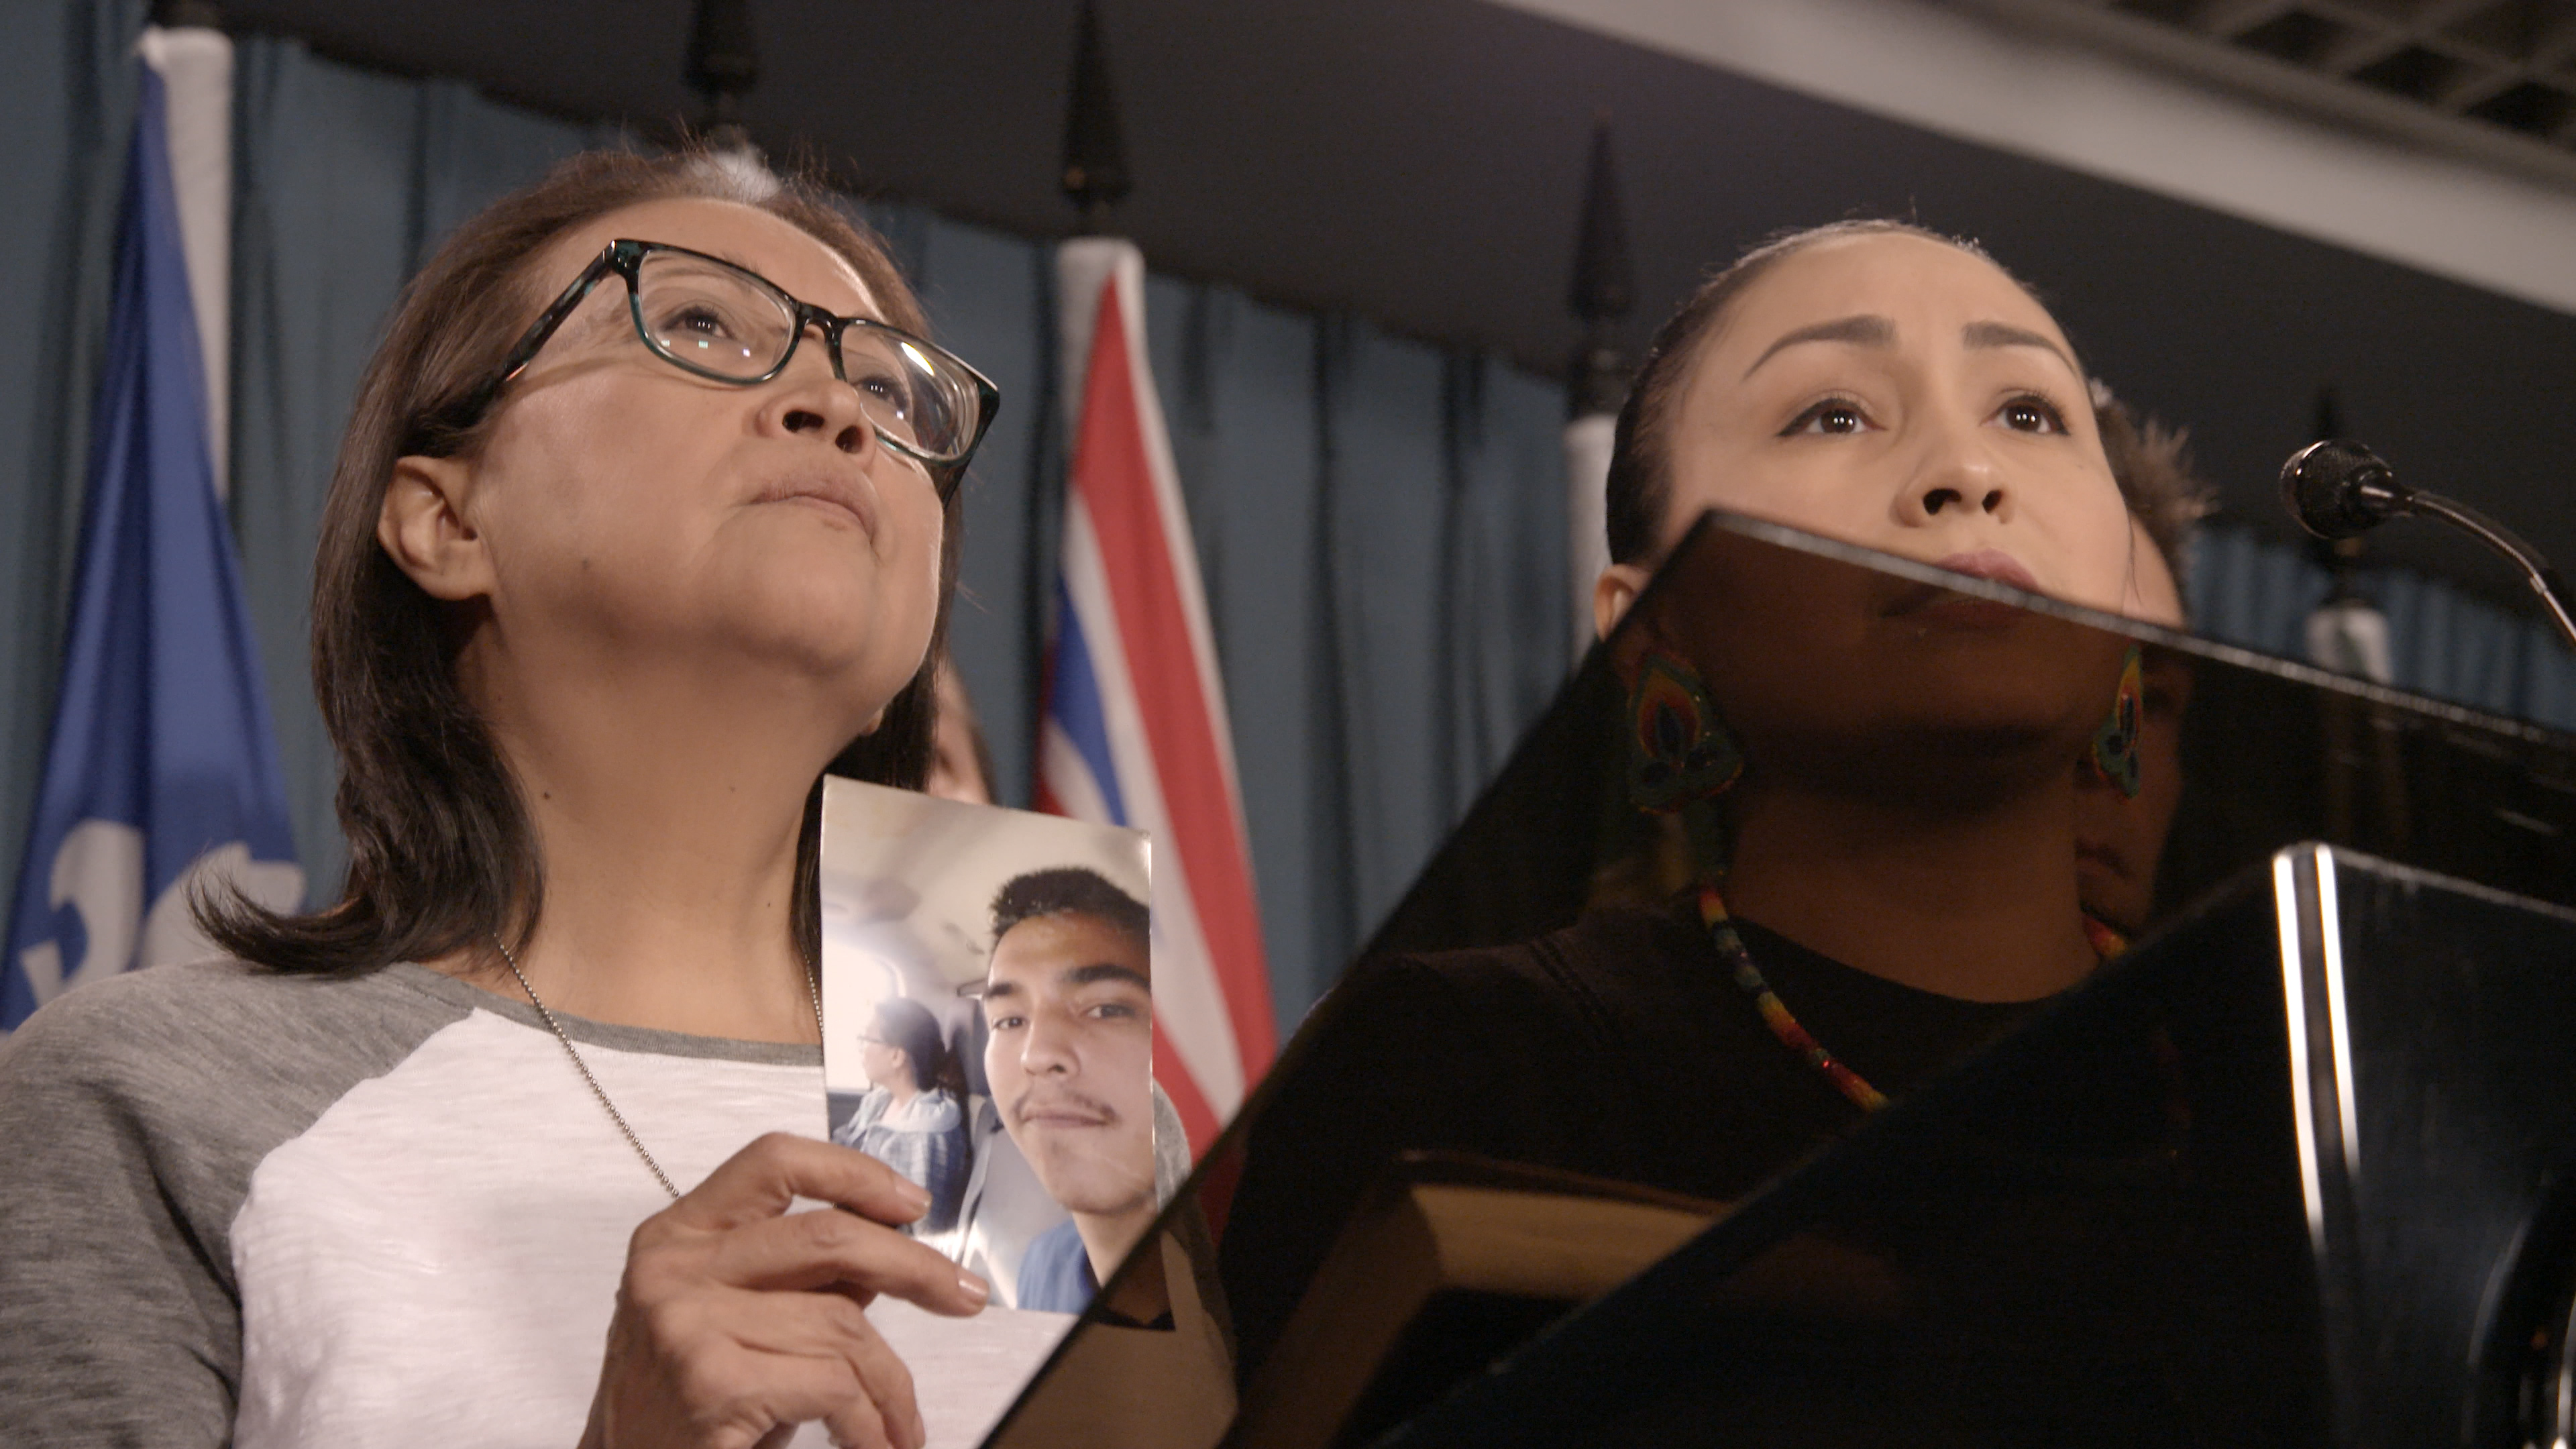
left=0, top=958, right=835, bottom=1448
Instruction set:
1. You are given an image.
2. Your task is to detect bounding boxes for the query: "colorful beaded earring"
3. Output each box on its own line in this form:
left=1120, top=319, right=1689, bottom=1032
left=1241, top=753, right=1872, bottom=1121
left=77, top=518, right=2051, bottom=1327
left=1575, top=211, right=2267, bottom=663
left=1626, top=647, right=1744, bottom=813
left=2090, top=644, right=2145, bottom=800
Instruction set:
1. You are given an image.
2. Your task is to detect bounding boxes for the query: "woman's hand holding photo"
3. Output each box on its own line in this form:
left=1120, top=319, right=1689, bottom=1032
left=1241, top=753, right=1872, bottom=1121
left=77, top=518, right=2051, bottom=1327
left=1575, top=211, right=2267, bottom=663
left=583, top=1134, right=990, bottom=1449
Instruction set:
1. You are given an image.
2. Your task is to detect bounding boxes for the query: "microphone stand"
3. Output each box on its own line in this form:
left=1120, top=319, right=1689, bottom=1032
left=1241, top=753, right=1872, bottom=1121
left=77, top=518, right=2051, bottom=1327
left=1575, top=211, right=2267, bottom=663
left=2401, top=491, right=2576, bottom=653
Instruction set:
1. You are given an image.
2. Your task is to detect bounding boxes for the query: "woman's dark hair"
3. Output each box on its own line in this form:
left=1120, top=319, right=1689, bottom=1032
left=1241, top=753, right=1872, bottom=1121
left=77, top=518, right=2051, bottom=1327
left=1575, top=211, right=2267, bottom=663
left=869, top=997, right=961, bottom=1097
left=204, top=147, right=963, bottom=977
left=2092, top=386, right=2214, bottom=596
left=1605, top=219, right=2086, bottom=567
left=932, top=656, right=999, bottom=802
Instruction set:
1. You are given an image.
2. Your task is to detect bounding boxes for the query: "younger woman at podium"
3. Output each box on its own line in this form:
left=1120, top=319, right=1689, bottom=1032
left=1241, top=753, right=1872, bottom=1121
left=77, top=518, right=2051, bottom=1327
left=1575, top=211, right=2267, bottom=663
left=1220, top=219, right=2181, bottom=1380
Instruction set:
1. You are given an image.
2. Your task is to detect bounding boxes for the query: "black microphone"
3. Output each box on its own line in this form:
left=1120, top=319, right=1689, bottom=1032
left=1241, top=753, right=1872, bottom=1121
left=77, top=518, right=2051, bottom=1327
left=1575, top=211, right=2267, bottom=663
left=2280, top=439, right=2576, bottom=651
left=2281, top=438, right=2410, bottom=540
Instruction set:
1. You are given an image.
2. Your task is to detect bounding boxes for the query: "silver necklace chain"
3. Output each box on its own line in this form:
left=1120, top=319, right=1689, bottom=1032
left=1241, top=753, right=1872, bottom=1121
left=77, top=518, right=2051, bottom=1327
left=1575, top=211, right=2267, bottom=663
left=492, top=934, right=824, bottom=1201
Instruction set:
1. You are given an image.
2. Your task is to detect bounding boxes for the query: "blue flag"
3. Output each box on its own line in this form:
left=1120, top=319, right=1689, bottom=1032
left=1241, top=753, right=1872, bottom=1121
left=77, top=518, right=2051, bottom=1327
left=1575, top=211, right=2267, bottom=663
left=3, top=64, right=301, bottom=1030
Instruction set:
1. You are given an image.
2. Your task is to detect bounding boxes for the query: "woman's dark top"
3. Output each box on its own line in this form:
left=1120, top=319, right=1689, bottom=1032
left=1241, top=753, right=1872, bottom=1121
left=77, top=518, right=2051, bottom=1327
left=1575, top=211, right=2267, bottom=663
left=1216, top=894, right=2042, bottom=1379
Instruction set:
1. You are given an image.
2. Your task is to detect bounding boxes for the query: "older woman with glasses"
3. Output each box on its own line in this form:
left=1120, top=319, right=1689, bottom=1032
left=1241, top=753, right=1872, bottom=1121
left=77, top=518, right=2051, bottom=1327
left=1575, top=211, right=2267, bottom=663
left=0, top=150, right=995, bottom=1449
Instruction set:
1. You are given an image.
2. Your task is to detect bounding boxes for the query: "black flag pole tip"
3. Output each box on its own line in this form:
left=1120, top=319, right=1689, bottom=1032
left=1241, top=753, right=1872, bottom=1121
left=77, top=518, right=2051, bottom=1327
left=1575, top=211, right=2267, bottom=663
left=2308, top=384, right=2368, bottom=574
left=1570, top=111, right=1633, bottom=325
left=688, top=0, right=759, bottom=153
left=1063, top=0, right=1132, bottom=233
left=151, top=0, right=223, bottom=28
left=1568, top=111, right=1635, bottom=417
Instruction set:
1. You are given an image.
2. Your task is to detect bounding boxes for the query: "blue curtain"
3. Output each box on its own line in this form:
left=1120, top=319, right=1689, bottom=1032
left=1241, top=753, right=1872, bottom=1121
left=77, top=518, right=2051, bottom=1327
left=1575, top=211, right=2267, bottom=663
left=2189, top=526, right=2576, bottom=731
left=0, top=0, right=149, bottom=946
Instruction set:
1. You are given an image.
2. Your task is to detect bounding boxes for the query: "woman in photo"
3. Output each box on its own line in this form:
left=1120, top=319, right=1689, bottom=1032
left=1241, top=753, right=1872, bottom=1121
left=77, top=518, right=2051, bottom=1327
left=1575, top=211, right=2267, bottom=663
left=0, top=148, right=998, bottom=1449
left=838, top=996, right=973, bottom=1236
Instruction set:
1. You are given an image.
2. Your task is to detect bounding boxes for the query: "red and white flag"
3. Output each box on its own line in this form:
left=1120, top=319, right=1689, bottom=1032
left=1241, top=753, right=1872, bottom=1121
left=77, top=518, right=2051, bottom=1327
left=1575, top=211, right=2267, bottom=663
left=1037, top=237, right=1275, bottom=1155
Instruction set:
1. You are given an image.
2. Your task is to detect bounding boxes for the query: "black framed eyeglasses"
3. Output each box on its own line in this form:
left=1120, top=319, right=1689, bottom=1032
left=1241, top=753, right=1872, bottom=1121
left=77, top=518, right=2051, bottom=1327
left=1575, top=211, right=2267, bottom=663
left=456, top=239, right=1000, bottom=472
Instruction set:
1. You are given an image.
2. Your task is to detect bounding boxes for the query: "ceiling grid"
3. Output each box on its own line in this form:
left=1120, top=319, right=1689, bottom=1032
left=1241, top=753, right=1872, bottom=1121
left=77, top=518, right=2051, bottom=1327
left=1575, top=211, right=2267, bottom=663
left=2079, top=0, right=2576, bottom=149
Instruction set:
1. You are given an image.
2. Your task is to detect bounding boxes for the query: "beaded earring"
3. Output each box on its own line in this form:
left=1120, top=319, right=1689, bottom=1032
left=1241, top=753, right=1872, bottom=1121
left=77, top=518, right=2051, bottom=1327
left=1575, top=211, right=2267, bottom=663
left=2089, top=644, right=2145, bottom=800
left=1626, top=648, right=1744, bottom=814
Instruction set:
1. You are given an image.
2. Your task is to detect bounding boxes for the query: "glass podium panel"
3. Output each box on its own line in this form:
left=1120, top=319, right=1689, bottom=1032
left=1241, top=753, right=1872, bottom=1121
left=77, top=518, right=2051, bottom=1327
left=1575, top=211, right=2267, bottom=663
left=1359, top=847, right=2576, bottom=1448
left=981, top=512, right=2576, bottom=1448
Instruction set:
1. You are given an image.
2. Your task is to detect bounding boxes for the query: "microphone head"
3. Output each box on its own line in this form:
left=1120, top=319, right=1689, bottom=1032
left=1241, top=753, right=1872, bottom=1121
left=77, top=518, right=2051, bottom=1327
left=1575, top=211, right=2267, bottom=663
left=2282, top=439, right=2404, bottom=541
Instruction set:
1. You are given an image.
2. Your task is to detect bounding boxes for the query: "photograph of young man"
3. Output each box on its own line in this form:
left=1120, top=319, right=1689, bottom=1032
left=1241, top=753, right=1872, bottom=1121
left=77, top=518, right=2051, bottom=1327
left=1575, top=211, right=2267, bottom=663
left=978, top=868, right=1155, bottom=1314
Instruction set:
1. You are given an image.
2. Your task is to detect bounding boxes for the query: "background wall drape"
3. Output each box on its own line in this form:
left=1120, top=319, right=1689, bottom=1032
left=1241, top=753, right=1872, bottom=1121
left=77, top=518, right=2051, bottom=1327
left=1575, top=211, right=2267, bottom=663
left=5, top=20, right=2567, bottom=1027
left=2188, top=528, right=2576, bottom=733
left=0, top=0, right=150, bottom=987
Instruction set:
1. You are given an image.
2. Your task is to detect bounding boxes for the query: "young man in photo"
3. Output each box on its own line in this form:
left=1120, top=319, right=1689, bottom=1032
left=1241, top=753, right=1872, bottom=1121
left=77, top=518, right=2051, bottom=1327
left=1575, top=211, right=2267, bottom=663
left=978, top=867, right=1156, bottom=1313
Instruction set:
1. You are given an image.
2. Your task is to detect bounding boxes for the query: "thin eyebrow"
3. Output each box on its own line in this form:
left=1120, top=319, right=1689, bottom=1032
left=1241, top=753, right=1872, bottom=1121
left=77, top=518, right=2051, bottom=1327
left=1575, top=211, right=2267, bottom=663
left=655, top=246, right=769, bottom=282
left=656, top=248, right=824, bottom=315
left=704, top=248, right=878, bottom=321
left=1962, top=320, right=2078, bottom=378
left=1741, top=315, right=1895, bottom=379
left=653, top=241, right=881, bottom=325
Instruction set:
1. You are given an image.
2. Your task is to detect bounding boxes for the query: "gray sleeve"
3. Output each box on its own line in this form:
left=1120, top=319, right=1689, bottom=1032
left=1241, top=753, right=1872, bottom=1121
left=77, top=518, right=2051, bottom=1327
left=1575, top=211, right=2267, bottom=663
left=0, top=961, right=460, bottom=1448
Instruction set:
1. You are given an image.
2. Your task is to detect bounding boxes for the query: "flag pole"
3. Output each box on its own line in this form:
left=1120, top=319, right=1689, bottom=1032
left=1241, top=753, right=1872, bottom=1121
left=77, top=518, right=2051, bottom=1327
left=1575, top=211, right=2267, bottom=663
left=4, top=34, right=299, bottom=1027
left=1565, top=113, right=1633, bottom=665
left=140, top=0, right=231, bottom=500
left=1062, top=0, right=1130, bottom=239
left=1042, top=4, right=1277, bottom=1153
left=686, top=0, right=759, bottom=158
left=2301, top=385, right=2394, bottom=684
left=1055, top=0, right=1128, bottom=427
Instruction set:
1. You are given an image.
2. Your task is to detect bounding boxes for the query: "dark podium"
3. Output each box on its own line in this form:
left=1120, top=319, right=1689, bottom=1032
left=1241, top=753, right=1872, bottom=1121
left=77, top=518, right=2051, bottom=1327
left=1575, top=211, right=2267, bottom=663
left=1371, top=844, right=2576, bottom=1448
left=983, top=515, right=2576, bottom=1449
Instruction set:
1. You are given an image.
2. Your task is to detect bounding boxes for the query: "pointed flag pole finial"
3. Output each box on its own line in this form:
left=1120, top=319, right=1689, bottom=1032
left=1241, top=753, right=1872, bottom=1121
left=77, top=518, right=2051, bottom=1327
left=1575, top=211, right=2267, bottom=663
left=2308, top=384, right=2368, bottom=580
left=1062, top=0, right=1132, bottom=234
left=687, top=0, right=759, bottom=156
left=1561, top=113, right=1635, bottom=663
left=152, top=0, right=223, bottom=28
left=2300, top=381, right=2386, bottom=672
left=1568, top=111, right=1633, bottom=419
